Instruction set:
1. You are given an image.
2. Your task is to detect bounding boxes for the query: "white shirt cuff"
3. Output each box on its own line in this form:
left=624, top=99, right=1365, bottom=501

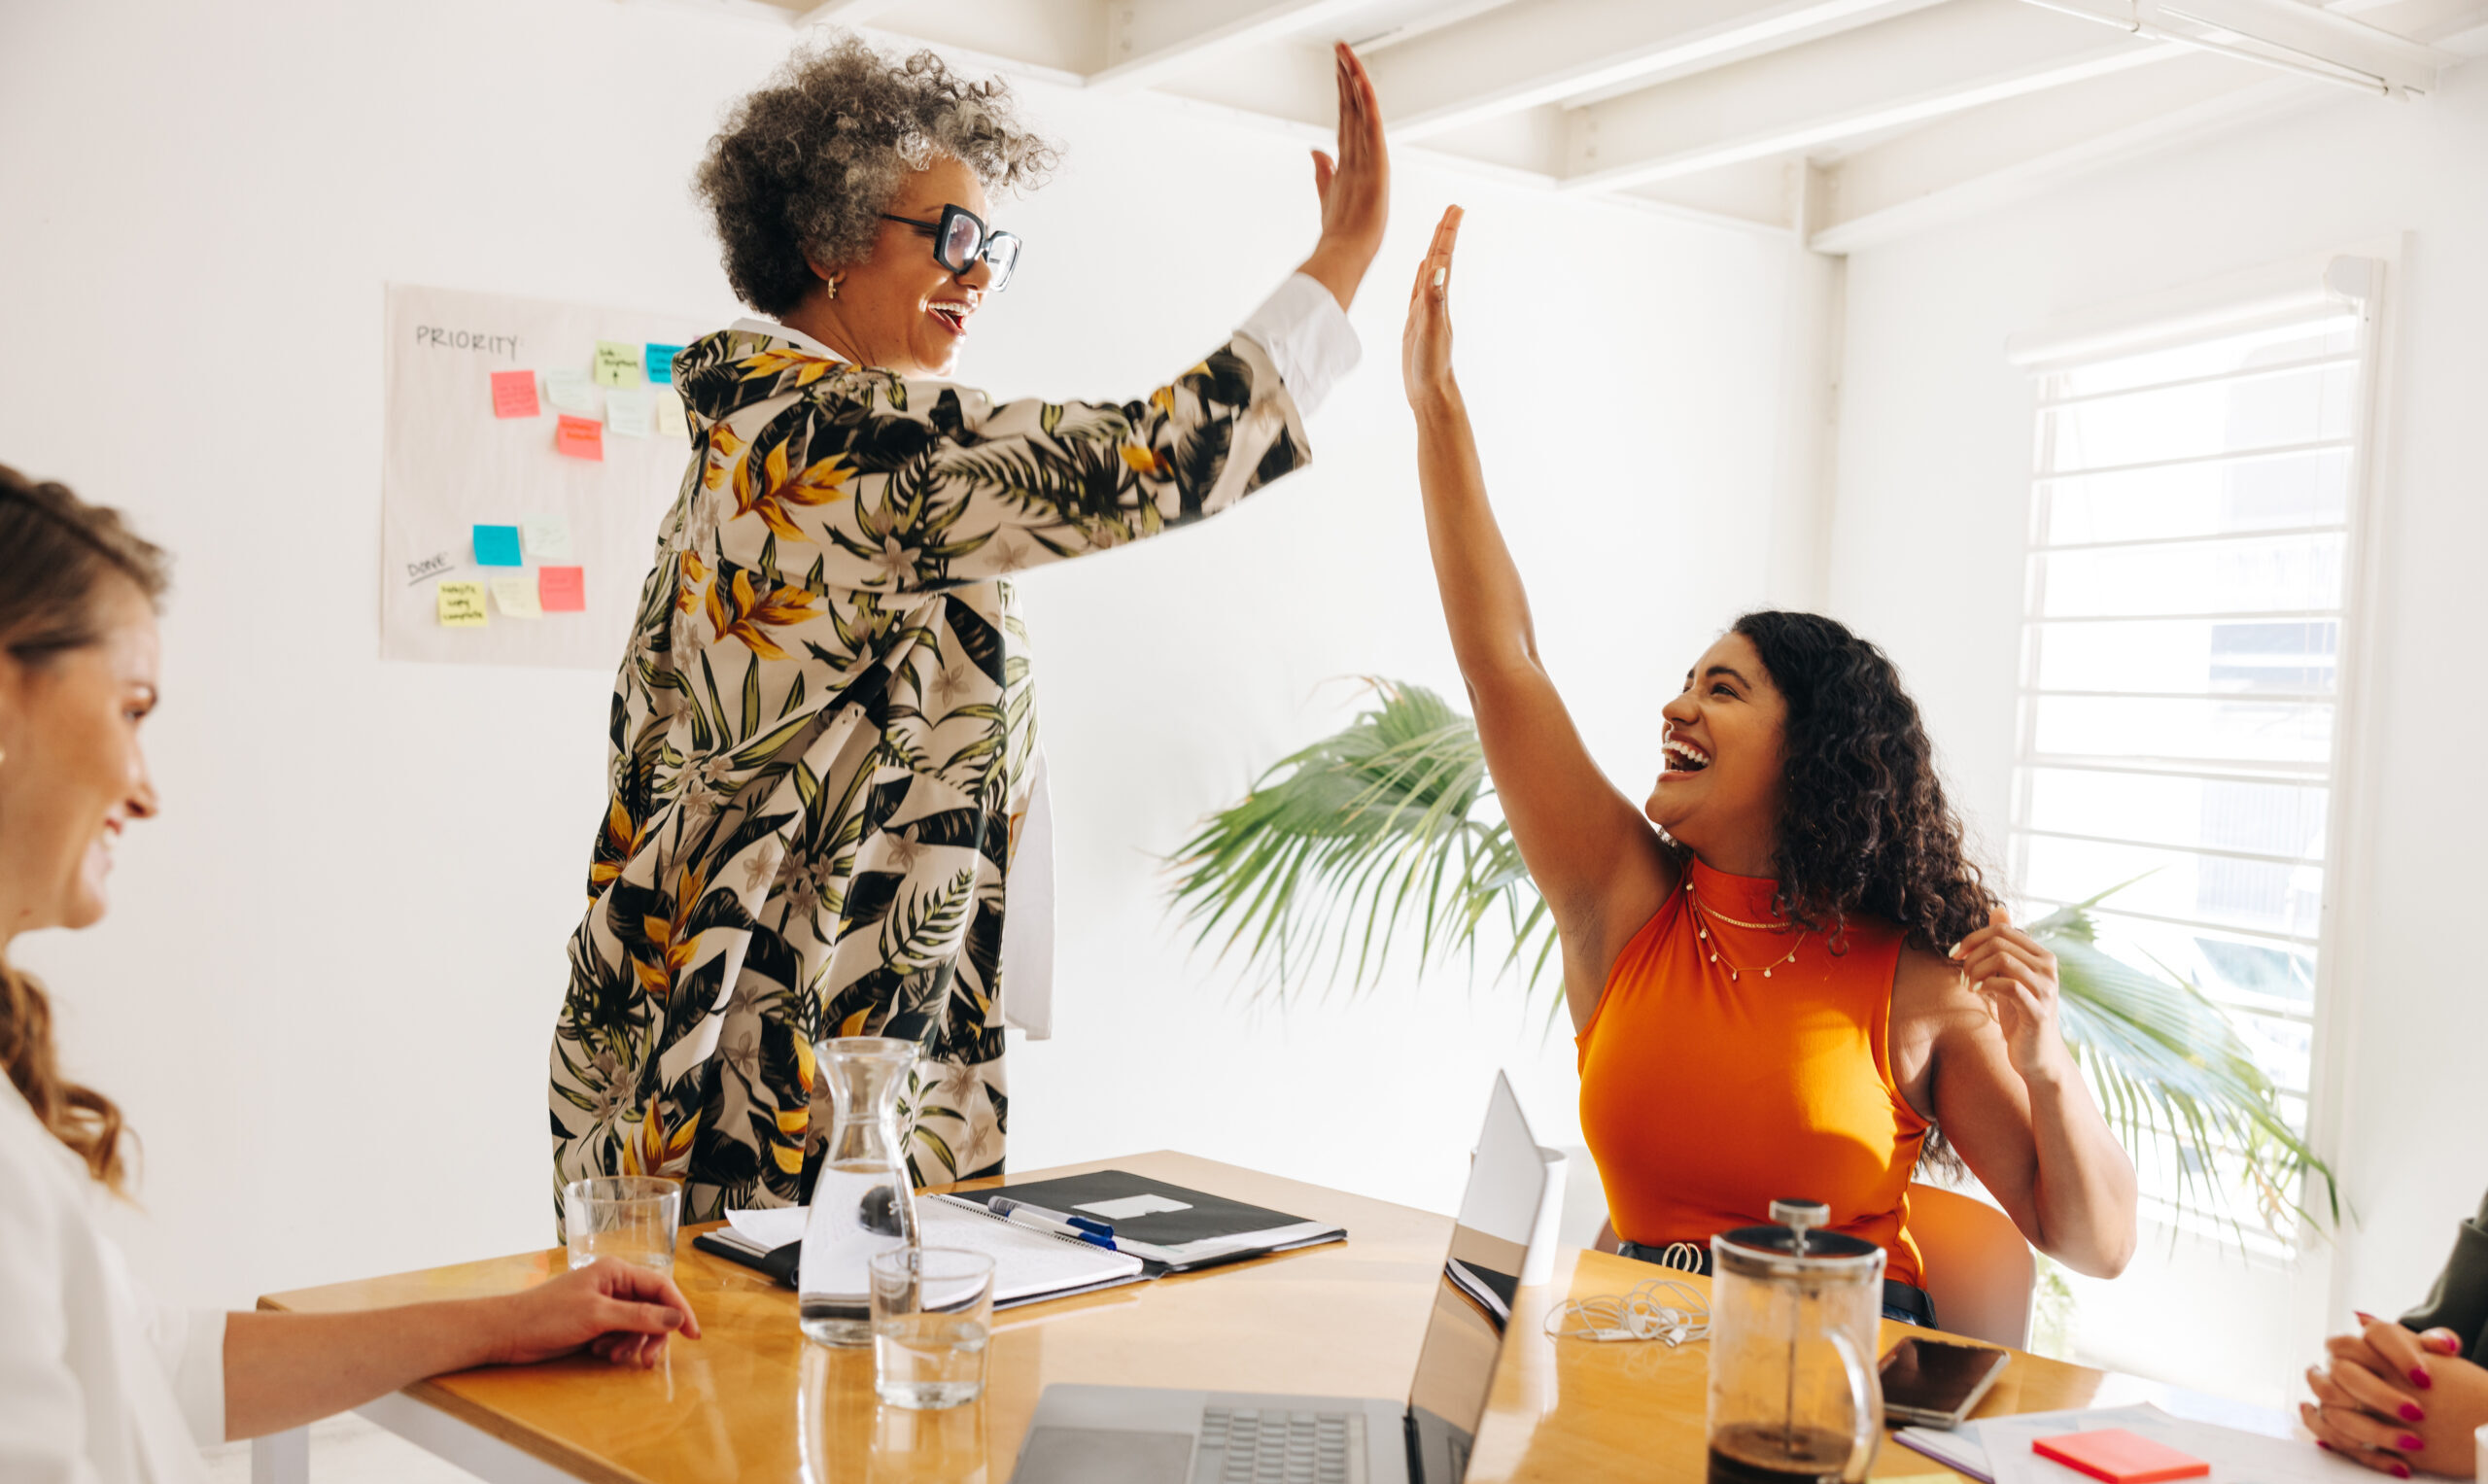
left=1236, top=273, right=1361, bottom=419
left=170, top=1308, right=226, bottom=1446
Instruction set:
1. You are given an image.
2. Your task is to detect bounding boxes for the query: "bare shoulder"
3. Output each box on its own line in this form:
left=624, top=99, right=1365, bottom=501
left=1886, top=942, right=1980, bottom=1104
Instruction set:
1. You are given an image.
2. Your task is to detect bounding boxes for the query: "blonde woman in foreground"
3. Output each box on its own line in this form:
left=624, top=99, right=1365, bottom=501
left=0, top=466, right=700, bottom=1484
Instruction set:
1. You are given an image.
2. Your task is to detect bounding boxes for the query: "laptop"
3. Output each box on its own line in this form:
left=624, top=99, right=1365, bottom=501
left=1007, top=1072, right=1548, bottom=1484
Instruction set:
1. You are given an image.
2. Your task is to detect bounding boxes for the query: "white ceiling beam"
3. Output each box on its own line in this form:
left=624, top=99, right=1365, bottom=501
left=1347, top=0, right=1529, bottom=52
left=1372, top=0, right=1950, bottom=142
left=801, top=0, right=907, bottom=22
left=1558, top=0, right=2184, bottom=192
left=2016, top=0, right=2459, bottom=93
left=1088, top=0, right=1375, bottom=91
left=1814, top=0, right=2487, bottom=250
left=1812, top=53, right=2301, bottom=250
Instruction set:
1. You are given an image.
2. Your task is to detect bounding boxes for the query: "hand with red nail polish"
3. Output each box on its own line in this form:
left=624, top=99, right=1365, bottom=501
left=2303, top=1317, right=2488, bottom=1476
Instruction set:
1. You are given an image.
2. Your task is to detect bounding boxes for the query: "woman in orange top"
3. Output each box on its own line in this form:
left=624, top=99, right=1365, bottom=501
left=1400, top=210, right=2137, bottom=1323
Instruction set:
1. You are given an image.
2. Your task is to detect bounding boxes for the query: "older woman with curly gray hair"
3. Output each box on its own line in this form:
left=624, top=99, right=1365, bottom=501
left=549, top=33, right=1389, bottom=1219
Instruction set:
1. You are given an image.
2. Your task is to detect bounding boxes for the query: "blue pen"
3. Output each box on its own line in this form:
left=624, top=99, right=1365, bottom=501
left=991, top=1197, right=1119, bottom=1250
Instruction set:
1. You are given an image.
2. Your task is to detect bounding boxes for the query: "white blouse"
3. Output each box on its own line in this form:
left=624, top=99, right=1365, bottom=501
left=0, top=1081, right=224, bottom=1484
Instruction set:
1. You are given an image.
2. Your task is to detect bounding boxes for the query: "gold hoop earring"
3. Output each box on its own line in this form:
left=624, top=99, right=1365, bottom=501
left=821, top=273, right=842, bottom=301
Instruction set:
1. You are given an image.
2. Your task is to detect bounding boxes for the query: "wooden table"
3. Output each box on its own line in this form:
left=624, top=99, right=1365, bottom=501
left=253, top=1151, right=2127, bottom=1484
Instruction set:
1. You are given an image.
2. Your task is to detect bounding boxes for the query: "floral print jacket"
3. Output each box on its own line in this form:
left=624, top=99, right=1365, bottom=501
left=548, top=302, right=1329, bottom=1220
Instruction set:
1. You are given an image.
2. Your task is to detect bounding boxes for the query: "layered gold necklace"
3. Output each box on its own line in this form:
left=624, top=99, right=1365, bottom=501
left=1686, top=881, right=1806, bottom=982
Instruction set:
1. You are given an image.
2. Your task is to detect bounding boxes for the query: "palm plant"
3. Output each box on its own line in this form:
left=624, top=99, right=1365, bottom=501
left=1166, top=678, right=2338, bottom=1240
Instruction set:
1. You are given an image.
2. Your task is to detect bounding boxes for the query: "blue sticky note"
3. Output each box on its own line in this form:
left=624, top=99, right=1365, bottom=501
left=645, top=343, right=684, bottom=385
left=473, top=525, right=524, bottom=568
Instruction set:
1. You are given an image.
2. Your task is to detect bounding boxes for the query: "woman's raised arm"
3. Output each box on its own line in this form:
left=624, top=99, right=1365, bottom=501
left=681, top=44, right=1389, bottom=598
left=1401, top=209, right=1676, bottom=1030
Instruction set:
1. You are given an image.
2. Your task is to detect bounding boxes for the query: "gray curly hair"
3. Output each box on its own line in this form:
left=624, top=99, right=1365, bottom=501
left=695, top=33, right=1061, bottom=316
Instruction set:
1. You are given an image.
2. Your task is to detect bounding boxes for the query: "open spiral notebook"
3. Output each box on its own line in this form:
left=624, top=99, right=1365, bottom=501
left=702, top=1197, right=1147, bottom=1308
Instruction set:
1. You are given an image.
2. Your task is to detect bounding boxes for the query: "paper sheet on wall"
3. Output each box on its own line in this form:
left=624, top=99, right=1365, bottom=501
left=381, top=284, right=718, bottom=668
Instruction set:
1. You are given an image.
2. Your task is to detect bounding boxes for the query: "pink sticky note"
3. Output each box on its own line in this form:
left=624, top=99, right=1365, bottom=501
left=539, top=565, right=587, bottom=612
left=555, top=414, right=604, bottom=462
left=491, top=369, right=540, bottom=419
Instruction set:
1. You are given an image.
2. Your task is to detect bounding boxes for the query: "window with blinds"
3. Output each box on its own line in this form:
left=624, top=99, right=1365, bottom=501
left=2011, top=275, right=2377, bottom=1238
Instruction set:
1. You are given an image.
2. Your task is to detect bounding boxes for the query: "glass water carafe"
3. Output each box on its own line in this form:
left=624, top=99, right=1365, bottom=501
left=1706, top=1198, right=1885, bottom=1484
left=798, top=1036, right=920, bottom=1346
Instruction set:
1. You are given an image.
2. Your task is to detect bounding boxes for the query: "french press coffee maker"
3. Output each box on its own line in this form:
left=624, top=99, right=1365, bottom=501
left=1706, top=1198, right=1886, bottom=1484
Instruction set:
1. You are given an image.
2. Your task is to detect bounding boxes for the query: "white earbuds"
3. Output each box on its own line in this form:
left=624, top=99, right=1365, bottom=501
left=1543, top=1274, right=1711, bottom=1347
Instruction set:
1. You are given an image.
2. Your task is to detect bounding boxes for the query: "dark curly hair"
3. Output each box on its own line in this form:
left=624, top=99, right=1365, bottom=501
left=1727, top=610, right=1996, bottom=955
left=695, top=32, right=1061, bottom=316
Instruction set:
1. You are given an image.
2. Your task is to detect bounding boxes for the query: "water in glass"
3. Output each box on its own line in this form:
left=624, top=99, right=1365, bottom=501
left=797, top=1037, right=920, bottom=1346
left=870, top=1247, right=994, bottom=1410
left=563, top=1176, right=680, bottom=1274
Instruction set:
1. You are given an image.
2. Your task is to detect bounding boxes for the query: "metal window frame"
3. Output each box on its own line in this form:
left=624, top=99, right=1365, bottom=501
left=2010, top=253, right=2391, bottom=1245
left=2033, top=348, right=2361, bottom=410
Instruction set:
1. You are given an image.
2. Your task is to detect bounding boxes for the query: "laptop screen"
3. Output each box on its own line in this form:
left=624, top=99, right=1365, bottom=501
left=1402, top=1072, right=1546, bottom=1482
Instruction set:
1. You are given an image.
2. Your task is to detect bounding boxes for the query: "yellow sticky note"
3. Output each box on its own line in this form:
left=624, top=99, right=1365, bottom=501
left=650, top=387, right=687, bottom=437
left=594, top=341, right=641, bottom=388
left=492, top=574, right=542, bottom=619
left=436, top=580, right=488, bottom=628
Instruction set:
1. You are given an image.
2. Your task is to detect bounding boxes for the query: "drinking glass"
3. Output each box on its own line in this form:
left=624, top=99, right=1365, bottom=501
left=870, top=1247, right=995, bottom=1410
left=563, top=1175, right=682, bottom=1274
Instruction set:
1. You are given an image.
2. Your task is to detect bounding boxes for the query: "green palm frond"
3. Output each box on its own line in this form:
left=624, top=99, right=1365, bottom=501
left=1164, top=678, right=2338, bottom=1241
left=1165, top=679, right=1561, bottom=1008
left=2032, top=883, right=2339, bottom=1239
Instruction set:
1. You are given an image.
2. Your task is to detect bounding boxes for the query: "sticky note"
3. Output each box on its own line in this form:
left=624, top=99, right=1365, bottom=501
left=436, top=580, right=487, bottom=628
left=522, top=516, right=573, bottom=561
left=645, top=343, right=683, bottom=384
left=539, top=566, right=587, bottom=612
left=544, top=368, right=597, bottom=415
left=650, top=387, right=687, bottom=437
left=605, top=387, right=653, bottom=438
left=491, top=574, right=542, bottom=618
left=490, top=369, right=540, bottom=419
left=556, top=414, right=604, bottom=462
left=2032, top=1430, right=2209, bottom=1484
left=472, top=525, right=523, bottom=567
left=594, top=341, right=641, bottom=388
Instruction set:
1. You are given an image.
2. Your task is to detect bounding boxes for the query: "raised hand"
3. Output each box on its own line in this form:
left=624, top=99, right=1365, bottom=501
left=1402, top=205, right=1463, bottom=406
left=1953, top=908, right=2074, bottom=1085
left=1297, top=42, right=1390, bottom=311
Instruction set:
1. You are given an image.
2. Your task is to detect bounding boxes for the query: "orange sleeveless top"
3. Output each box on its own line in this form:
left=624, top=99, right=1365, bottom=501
left=1576, top=858, right=1929, bottom=1287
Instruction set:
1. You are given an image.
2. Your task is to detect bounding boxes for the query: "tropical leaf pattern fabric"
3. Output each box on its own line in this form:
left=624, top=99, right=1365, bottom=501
left=549, top=324, right=1312, bottom=1223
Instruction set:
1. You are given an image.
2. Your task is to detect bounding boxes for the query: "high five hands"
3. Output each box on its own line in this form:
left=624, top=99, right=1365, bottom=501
left=1952, top=909, right=2077, bottom=1086
left=1297, top=43, right=1390, bottom=312
left=1402, top=205, right=1462, bottom=408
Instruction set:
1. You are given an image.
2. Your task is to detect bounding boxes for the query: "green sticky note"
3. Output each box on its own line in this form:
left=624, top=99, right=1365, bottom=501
left=594, top=341, right=641, bottom=388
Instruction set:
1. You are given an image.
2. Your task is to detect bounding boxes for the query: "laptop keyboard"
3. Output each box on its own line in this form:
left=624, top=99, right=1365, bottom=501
left=1194, top=1406, right=1366, bottom=1484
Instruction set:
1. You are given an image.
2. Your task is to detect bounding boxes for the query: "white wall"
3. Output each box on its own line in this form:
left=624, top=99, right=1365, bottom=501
left=0, top=0, right=1807, bottom=1308
left=1830, top=66, right=2488, bottom=1402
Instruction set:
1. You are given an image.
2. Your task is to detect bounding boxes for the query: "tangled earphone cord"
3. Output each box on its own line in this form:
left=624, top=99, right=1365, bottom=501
left=1543, top=1259, right=1712, bottom=1347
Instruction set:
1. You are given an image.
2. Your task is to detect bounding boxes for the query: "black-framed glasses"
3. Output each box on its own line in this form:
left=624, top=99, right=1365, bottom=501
left=880, top=205, right=1021, bottom=291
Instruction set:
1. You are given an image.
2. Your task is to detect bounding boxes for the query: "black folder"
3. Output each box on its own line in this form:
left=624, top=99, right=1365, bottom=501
left=948, top=1168, right=1346, bottom=1270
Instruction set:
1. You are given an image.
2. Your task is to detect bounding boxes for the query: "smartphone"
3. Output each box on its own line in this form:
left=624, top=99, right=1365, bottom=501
left=1878, top=1335, right=2012, bottom=1429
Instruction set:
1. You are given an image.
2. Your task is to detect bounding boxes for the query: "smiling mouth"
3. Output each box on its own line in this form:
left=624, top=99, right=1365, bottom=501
left=1661, top=738, right=1712, bottom=777
left=927, top=301, right=970, bottom=336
